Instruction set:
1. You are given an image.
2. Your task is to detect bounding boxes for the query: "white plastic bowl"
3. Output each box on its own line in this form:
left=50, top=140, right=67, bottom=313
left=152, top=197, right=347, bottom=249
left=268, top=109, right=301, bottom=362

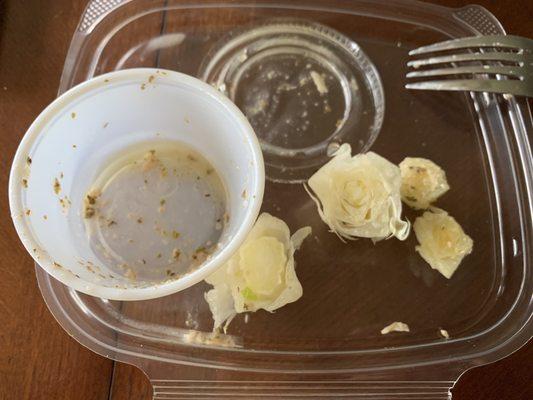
left=9, top=68, right=264, bottom=301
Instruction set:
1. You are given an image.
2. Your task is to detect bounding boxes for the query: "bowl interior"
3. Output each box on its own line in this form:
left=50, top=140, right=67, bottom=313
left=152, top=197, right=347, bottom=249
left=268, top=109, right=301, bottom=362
left=10, top=69, right=264, bottom=300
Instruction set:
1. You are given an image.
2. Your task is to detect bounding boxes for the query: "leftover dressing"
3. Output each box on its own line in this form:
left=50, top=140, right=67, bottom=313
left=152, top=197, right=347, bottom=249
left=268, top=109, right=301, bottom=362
left=82, top=141, right=226, bottom=283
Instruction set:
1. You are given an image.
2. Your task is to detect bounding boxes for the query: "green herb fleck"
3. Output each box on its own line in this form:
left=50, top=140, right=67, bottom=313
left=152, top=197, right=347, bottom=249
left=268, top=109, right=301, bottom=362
left=242, top=287, right=258, bottom=301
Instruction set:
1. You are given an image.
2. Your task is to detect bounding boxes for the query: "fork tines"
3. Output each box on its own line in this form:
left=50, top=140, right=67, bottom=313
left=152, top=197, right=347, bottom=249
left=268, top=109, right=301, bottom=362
left=406, top=35, right=533, bottom=97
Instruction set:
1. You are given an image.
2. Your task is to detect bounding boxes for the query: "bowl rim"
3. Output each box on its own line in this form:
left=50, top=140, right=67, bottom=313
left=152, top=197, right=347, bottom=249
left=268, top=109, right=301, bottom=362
left=9, top=67, right=265, bottom=301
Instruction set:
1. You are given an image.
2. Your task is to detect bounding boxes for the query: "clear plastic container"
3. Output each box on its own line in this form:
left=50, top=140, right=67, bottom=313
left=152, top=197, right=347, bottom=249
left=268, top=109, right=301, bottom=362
left=37, top=1, right=532, bottom=398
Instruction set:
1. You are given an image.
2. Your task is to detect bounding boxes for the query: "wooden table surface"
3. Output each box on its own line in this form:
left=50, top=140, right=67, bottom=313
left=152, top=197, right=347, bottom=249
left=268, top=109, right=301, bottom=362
left=0, top=0, right=531, bottom=399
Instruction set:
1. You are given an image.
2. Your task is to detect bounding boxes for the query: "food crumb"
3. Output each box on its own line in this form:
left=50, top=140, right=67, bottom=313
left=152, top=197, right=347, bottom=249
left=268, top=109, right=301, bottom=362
left=25, top=209, right=31, bottom=216
left=103, top=122, right=109, bottom=128
left=86, top=193, right=98, bottom=205
left=43, top=215, right=48, bottom=220
left=439, top=329, right=450, bottom=339
left=59, top=196, right=71, bottom=210
left=142, top=150, right=158, bottom=171
left=310, top=71, right=328, bottom=94
left=172, top=230, right=180, bottom=239
left=241, top=189, right=247, bottom=199
left=71, top=112, right=76, bottom=119
left=53, top=178, right=61, bottom=194
left=124, top=268, right=137, bottom=280
left=141, top=83, right=146, bottom=90
left=22, top=178, right=28, bottom=188
left=148, top=75, right=155, bottom=83
left=83, top=191, right=100, bottom=219
left=381, top=322, right=410, bottom=335
left=137, top=217, right=143, bottom=224
left=172, top=248, right=181, bottom=260
left=26, top=156, right=32, bottom=165
left=157, top=253, right=162, bottom=258
left=72, top=144, right=77, bottom=148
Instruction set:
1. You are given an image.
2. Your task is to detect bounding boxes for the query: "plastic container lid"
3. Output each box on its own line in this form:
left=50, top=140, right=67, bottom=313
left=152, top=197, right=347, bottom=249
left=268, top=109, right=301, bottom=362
left=37, top=1, right=532, bottom=398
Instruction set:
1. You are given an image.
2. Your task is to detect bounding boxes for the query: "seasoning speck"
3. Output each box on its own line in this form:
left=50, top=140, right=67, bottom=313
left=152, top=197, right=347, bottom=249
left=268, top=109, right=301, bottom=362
left=172, top=230, right=180, bottom=239
left=71, top=112, right=76, bottom=119
left=172, top=248, right=181, bottom=260
left=22, top=178, right=28, bottom=188
left=141, top=83, right=146, bottom=90
left=157, top=253, right=162, bottom=259
left=43, top=215, right=48, bottom=220
left=26, top=156, right=32, bottom=165
left=103, top=122, right=109, bottom=128
left=159, top=199, right=166, bottom=206
left=53, top=178, right=61, bottom=194
left=148, top=75, right=155, bottom=83
left=137, top=217, right=143, bottom=224
left=25, top=209, right=31, bottom=216
left=86, top=196, right=97, bottom=207
left=439, top=329, right=450, bottom=339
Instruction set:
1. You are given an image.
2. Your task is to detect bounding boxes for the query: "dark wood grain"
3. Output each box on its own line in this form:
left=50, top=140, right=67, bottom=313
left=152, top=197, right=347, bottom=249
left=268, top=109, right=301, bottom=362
left=0, top=1, right=530, bottom=399
left=0, top=1, right=114, bottom=400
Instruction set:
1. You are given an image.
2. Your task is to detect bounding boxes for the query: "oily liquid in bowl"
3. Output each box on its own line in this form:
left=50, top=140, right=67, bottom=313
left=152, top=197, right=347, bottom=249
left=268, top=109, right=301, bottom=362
left=82, top=141, right=227, bottom=285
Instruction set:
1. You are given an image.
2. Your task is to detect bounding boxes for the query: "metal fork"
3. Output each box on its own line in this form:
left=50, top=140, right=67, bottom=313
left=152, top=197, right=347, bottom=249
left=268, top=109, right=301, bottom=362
left=406, top=35, right=533, bottom=97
